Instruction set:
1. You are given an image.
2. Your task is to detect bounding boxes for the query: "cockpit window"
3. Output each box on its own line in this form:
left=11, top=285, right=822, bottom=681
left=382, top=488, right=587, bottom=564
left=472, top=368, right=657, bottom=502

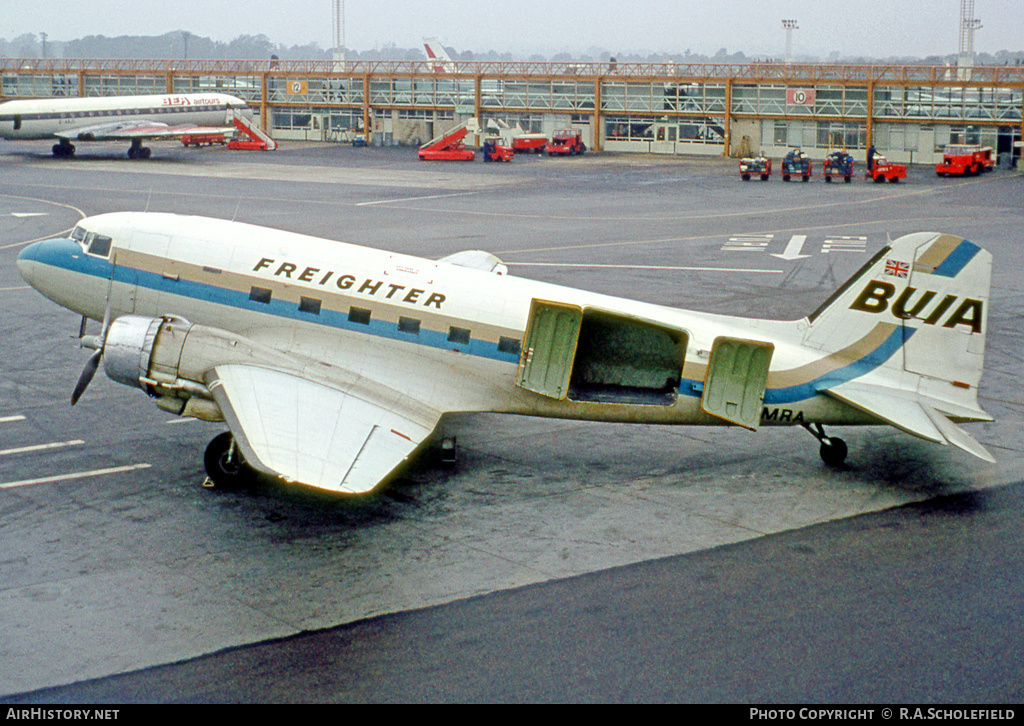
left=71, top=226, right=86, bottom=242
left=87, top=234, right=112, bottom=258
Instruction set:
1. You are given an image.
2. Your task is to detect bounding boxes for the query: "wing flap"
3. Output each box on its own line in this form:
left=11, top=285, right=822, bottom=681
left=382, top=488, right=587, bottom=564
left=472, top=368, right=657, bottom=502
left=205, top=364, right=440, bottom=494
left=826, top=381, right=994, bottom=463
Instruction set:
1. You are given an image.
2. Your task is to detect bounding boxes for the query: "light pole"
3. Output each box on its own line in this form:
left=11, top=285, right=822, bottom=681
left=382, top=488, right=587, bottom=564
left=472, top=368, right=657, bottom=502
left=333, top=0, right=346, bottom=62
left=782, top=19, right=798, bottom=64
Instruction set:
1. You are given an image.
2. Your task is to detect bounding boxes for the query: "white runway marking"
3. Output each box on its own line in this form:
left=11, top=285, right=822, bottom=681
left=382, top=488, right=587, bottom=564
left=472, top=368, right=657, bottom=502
left=0, top=415, right=26, bottom=423
left=357, top=191, right=479, bottom=206
left=0, top=439, right=84, bottom=456
left=509, top=262, right=783, bottom=274
left=1, top=463, right=152, bottom=489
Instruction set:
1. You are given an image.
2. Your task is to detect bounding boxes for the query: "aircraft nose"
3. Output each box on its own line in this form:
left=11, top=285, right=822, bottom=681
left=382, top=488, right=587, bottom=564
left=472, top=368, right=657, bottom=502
left=16, top=240, right=44, bottom=286
left=17, top=237, right=78, bottom=290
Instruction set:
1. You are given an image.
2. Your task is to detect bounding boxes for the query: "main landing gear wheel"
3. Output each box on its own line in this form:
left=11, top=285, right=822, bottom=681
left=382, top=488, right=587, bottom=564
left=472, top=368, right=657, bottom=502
left=127, top=141, right=152, bottom=160
left=52, top=140, right=76, bottom=158
left=802, top=423, right=848, bottom=468
left=203, top=431, right=250, bottom=488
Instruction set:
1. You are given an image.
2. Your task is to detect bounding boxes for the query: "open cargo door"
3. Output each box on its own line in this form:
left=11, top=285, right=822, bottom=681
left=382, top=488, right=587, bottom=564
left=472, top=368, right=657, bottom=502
left=701, top=337, right=774, bottom=430
left=517, top=300, right=583, bottom=400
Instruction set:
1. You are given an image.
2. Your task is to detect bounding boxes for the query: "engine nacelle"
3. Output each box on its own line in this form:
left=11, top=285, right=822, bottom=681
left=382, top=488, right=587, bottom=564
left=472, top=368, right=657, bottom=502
left=102, top=315, right=165, bottom=391
left=98, top=315, right=312, bottom=421
left=101, top=315, right=220, bottom=420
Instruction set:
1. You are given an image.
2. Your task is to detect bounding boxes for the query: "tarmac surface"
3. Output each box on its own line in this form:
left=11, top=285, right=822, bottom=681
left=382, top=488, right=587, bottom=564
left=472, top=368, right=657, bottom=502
left=0, top=138, right=1021, bottom=702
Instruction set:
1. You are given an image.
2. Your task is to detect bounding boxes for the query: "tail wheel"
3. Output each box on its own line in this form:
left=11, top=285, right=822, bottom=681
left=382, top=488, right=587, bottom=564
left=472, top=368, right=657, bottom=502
left=803, top=423, right=848, bottom=468
left=819, top=437, right=848, bottom=468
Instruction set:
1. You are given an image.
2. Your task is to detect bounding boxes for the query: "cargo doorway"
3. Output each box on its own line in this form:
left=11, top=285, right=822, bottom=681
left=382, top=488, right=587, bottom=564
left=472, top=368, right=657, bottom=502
left=517, top=300, right=688, bottom=405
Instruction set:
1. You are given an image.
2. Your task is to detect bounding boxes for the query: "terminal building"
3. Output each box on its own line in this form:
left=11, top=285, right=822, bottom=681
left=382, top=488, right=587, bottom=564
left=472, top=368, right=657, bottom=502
left=2, top=57, right=1022, bottom=165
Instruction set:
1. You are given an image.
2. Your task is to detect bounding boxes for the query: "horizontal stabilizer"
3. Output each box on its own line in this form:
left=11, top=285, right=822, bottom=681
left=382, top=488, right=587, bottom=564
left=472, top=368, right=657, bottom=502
left=826, top=381, right=994, bottom=463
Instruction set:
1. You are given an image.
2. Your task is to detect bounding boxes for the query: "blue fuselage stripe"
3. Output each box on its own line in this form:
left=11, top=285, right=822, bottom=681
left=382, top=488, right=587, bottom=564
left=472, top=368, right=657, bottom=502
left=678, top=327, right=910, bottom=404
left=32, top=240, right=521, bottom=365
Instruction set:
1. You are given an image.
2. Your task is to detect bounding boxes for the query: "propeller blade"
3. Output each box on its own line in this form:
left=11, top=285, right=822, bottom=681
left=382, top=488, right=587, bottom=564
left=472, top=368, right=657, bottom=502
left=71, top=350, right=102, bottom=406
left=98, top=301, right=112, bottom=345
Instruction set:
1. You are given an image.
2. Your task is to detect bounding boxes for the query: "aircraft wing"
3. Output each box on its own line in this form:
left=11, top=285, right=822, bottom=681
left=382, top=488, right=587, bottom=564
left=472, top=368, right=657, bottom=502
left=205, top=364, right=441, bottom=494
left=56, top=119, right=235, bottom=142
left=824, top=381, right=995, bottom=463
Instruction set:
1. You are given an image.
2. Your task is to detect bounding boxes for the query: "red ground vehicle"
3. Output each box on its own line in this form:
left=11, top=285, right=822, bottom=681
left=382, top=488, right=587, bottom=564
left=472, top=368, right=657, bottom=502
left=419, top=122, right=476, bottom=161
left=512, top=135, right=547, bottom=153
left=481, top=138, right=514, bottom=162
left=739, top=156, right=771, bottom=181
left=226, top=113, right=278, bottom=151
left=936, top=144, right=994, bottom=176
left=867, top=155, right=907, bottom=183
left=180, top=133, right=227, bottom=147
left=546, top=129, right=586, bottom=156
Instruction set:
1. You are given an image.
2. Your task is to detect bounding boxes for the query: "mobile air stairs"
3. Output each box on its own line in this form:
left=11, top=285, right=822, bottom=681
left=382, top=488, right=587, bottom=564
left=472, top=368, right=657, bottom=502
left=228, top=112, right=278, bottom=151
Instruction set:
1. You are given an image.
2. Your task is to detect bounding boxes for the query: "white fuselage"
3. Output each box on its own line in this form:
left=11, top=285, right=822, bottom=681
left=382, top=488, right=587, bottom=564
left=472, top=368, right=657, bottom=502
left=17, top=212, right=876, bottom=430
left=0, top=93, right=249, bottom=140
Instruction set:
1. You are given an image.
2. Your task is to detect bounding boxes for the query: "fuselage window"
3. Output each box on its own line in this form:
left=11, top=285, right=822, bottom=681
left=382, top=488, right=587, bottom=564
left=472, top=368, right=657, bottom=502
left=498, top=336, right=522, bottom=355
left=299, top=296, right=322, bottom=315
left=249, top=286, right=272, bottom=304
left=398, top=317, right=421, bottom=335
left=348, top=307, right=371, bottom=325
left=87, top=235, right=112, bottom=258
left=448, top=326, right=471, bottom=345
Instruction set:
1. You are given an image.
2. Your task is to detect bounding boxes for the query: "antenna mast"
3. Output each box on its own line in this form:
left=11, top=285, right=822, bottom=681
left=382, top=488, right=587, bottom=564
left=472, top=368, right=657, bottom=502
left=958, top=0, right=982, bottom=63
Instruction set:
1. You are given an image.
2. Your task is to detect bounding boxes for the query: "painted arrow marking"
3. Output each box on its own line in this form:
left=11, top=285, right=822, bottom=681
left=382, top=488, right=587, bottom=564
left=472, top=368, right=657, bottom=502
left=771, top=234, right=810, bottom=261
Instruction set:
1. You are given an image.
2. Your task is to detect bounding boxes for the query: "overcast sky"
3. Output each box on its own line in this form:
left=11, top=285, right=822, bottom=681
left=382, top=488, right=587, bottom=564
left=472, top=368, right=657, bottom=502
left=2, top=0, right=1022, bottom=59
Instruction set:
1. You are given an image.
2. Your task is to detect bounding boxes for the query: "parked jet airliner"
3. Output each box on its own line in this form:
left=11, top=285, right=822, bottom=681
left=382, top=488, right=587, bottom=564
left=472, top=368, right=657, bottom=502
left=16, top=213, right=994, bottom=494
left=0, top=93, right=251, bottom=158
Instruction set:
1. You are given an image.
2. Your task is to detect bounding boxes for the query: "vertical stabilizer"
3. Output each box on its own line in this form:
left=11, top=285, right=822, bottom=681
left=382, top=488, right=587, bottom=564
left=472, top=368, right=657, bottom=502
left=805, top=232, right=990, bottom=388
left=803, top=232, right=993, bottom=460
left=423, top=37, right=456, bottom=73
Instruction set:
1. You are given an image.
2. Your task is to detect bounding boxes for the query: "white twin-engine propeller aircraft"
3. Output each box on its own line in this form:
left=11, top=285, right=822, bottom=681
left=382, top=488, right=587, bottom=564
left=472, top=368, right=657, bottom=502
left=0, top=93, right=251, bottom=159
left=16, top=213, right=994, bottom=494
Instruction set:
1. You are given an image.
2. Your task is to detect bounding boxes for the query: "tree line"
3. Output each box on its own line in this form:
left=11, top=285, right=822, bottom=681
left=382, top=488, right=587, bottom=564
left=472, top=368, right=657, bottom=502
left=2, top=30, right=1022, bottom=66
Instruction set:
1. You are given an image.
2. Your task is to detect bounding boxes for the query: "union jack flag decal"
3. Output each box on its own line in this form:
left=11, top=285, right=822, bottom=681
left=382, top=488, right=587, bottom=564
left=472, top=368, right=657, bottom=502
left=885, top=259, right=909, bottom=278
